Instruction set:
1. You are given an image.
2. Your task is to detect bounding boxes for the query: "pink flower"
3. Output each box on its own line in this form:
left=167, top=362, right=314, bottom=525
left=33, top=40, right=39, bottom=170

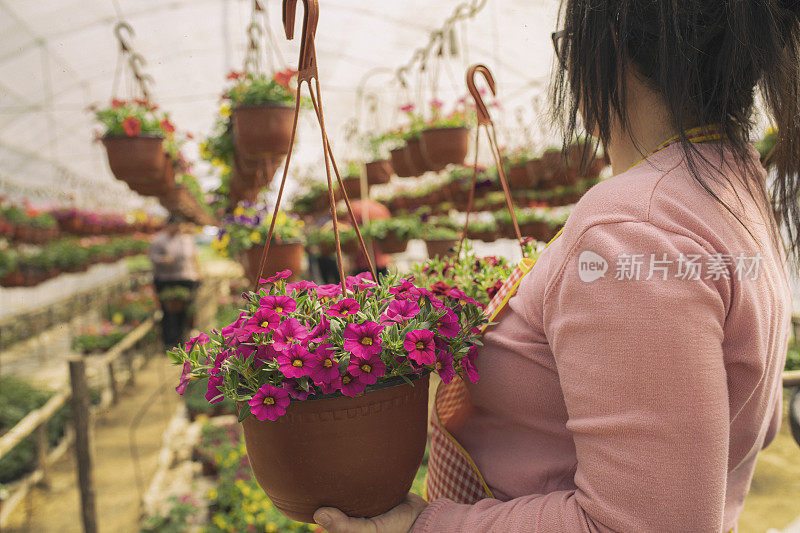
left=175, top=362, right=192, bottom=395
left=307, top=315, right=330, bottom=343
left=287, top=280, right=317, bottom=293
left=244, top=309, right=280, bottom=334
left=253, top=345, right=278, bottom=367
left=277, top=345, right=313, bottom=378
left=404, top=329, right=436, bottom=365
left=184, top=332, right=209, bottom=352
left=348, top=354, right=386, bottom=385
left=346, top=272, right=377, bottom=291
left=430, top=98, right=444, bottom=110
left=259, top=270, right=292, bottom=284
left=316, top=284, right=342, bottom=298
left=413, top=287, right=446, bottom=309
left=437, top=308, right=460, bottom=338
left=318, top=378, right=342, bottom=395
left=249, top=384, right=290, bottom=421
left=461, top=346, right=480, bottom=383
left=435, top=338, right=455, bottom=384
left=340, top=372, right=368, bottom=397
left=448, top=288, right=479, bottom=306
left=205, top=375, right=224, bottom=403
left=272, top=318, right=308, bottom=351
left=400, top=103, right=415, bottom=113
left=381, top=299, right=420, bottom=323
left=308, top=343, right=339, bottom=384
left=343, top=321, right=384, bottom=358
left=283, top=380, right=314, bottom=400
left=259, top=295, right=296, bottom=316
left=221, top=313, right=247, bottom=336
left=325, top=298, right=360, bottom=318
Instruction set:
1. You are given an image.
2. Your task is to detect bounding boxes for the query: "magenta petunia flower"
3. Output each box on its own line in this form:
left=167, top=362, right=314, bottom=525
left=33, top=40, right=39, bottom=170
left=318, top=377, right=342, bottom=395
left=286, top=280, right=317, bottom=293
left=343, top=321, right=384, bottom=358
left=259, top=294, right=296, bottom=316
left=404, top=329, right=436, bottom=365
left=283, top=380, right=314, bottom=400
left=272, top=318, right=308, bottom=351
left=175, top=362, right=192, bottom=395
left=325, top=298, right=361, bottom=317
left=461, top=346, right=480, bottom=383
left=389, top=279, right=417, bottom=299
left=248, top=383, right=291, bottom=421
left=253, top=344, right=278, bottom=367
left=316, top=284, right=342, bottom=298
left=184, top=332, right=210, bottom=352
left=413, top=287, right=446, bottom=309
left=205, top=375, right=224, bottom=403
left=307, top=315, right=330, bottom=343
left=259, top=270, right=292, bottom=284
left=434, top=338, right=455, bottom=384
left=220, top=313, right=246, bottom=336
left=437, top=308, right=460, bottom=338
left=308, top=343, right=339, bottom=384
left=244, top=309, right=280, bottom=334
left=346, top=272, right=377, bottom=291
left=381, top=299, right=420, bottom=324
left=347, top=354, right=386, bottom=385
left=340, top=372, right=368, bottom=397
left=276, top=344, right=313, bottom=378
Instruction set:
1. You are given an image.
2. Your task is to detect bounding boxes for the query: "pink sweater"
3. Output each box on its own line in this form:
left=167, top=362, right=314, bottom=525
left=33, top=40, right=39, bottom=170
left=415, top=144, right=790, bottom=532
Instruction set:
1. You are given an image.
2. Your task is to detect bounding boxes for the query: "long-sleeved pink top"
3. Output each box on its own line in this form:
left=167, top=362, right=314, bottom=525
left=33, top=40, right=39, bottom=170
left=414, top=143, right=790, bottom=532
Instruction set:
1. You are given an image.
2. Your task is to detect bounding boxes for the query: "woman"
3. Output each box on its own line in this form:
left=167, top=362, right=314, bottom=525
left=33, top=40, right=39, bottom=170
left=315, top=1, right=798, bottom=531
left=149, top=215, right=200, bottom=348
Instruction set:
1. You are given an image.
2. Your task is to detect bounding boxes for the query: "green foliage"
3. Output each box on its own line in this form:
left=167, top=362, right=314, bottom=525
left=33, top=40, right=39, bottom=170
left=71, top=328, right=128, bottom=354
left=423, top=225, right=459, bottom=240
left=787, top=342, right=800, bottom=371
left=94, top=99, right=171, bottom=138
left=364, top=217, right=422, bottom=241
left=140, top=495, right=199, bottom=533
left=182, top=379, right=236, bottom=420
left=226, top=71, right=297, bottom=107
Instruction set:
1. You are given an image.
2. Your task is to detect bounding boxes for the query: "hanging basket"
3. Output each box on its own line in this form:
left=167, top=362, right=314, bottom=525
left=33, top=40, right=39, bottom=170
left=508, top=163, right=532, bottom=189
left=365, top=160, right=393, bottom=185
left=380, top=233, right=409, bottom=254
left=420, top=127, right=470, bottom=168
left=389, top=147, right=418, bottom=177
left=242, top=242, right=304, bottom=284
left=102, top=135, right=166, bottom=183
left=241, top=374, right=429, bottom=523
left=406, top=138, right=443, bottom=174
left=425, top=239, right=458, bottom=258
left=127, top=156, right=175, bottom=197
left=232, top=104, right=295, bottom=157
left=341, top=176, right=362, bottom=200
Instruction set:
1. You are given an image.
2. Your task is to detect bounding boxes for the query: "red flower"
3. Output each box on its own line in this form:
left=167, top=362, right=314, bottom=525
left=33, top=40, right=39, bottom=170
left=486, top=279, right=504, bottom=300
left=111, top=98, right=126, bottom=109
left=274, top=68, right=298, bottom=88
left=430, top=280, right=452, bottom=297
left=226, top=70, right=243, bottom=81
left=159, top=119, right=175, bottom=134
left=121, top=116, right=141, bottom=137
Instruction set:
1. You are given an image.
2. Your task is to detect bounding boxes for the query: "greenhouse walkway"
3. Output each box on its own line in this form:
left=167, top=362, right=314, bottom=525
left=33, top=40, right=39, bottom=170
left=4, top=356, right=178, bottom=533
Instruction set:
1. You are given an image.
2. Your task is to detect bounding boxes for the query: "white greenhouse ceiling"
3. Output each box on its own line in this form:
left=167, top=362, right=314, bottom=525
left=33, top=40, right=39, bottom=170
left=0, top=0, right=560, bottom=209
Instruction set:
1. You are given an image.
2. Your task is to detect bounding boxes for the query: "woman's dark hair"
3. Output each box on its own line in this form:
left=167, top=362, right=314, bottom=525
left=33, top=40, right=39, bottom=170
left=551, top=0, right=800, bottom=262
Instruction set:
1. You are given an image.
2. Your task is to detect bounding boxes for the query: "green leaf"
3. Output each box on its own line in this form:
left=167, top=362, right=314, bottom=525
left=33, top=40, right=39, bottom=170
left=238, top=403, right=251, bottom=422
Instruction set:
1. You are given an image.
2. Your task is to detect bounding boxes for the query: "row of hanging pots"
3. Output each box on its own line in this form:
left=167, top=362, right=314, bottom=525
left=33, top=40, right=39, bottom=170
left=389, top=126, right=470, bottom=178
left=506, top=150, right=608, bottom=191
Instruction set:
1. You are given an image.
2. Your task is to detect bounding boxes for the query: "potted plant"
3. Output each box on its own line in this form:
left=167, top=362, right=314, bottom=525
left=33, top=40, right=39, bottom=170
left=169, top=271, right=486, bottom=522
left=386, top=128, right=418, bottom=178
left=213, top=203, right=306, bottom=284
left=420, top=98, right=474, bottom=168
left=94, top=99, right=176, bottom=191
left=467, top=220, right=499, bottom=242
left=340, top=161, right=363, bottom=200
left=227, top=69, right=298, bottom=158
left=366, top=216, right=420, bottom=254
left=159, top=285, right=193, bottom=313
left=503, top=147, right=536, bottom=189
left=0, top=249, right=20, bottom=287
left=423, top=225, right=460, bottom=258
left=363, top=132, right=395, bottom=185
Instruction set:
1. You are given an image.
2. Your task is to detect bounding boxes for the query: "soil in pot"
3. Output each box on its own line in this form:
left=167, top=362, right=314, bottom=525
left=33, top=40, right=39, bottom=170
left=390, top=147, right=418, bottom=178
left=420, top=127, right=469, bottom=168
left=365, top=160, right=393, bottom=185
left=241, top=374, right=429, bottom=523
left=425, top=239, right=458, bottom=258
left=243, top=242, right=304, bottom=284
left=102, top=135, right=166, bottom=183
left=232, top=104, right=295, bottom=157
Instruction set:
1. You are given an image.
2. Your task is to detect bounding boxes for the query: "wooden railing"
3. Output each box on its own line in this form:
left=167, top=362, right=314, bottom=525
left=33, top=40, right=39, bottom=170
left=0, top=317, right=157, bottom=530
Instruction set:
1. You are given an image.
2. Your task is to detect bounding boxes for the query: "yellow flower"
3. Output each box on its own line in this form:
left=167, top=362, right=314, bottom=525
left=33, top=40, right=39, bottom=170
left=250, top=231, right=262, bottom=243
left=220, top=102, right=231, bottom=118
left=297, top=219, right=305, bottom=227
left=766, top=126, right=776, bottom=136
left=199, top=141, right=210, bottom=159
left=196, top=414, right=210, bottom=424
left=111, top=312, right=124, bottom=325
left=245, top=514, right=255, bottom=524
left=219, top=163, right=231, bottom=175
left=213, top=515, right=227, bottom=529
left=211, top=157, right=227, bottom=169
left=265, top=523, right=278, bottom=533
left=206, top=488, right=218, bottom=500
left=234, top=206, right=246, bottom=217
left=219, top=249, right=229, bottom=258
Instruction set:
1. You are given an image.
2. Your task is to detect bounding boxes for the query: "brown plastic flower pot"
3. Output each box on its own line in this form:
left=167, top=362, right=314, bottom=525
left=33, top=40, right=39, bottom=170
left=508, top=163, right=532, bottom=189
left=420, top=127, right=470, bottom=168
left=243, top=242, right=304, bottom=284
left=380, top=234, right=409, bottom=254
left=102, top=135, right=166, bottom=183
left=469, top=229, right=498, bottom=242
left=341, top=176, right=362, bottom=200
left=365, top=160, right=393, bottom=185
left=241, top=374, right=429, bottom=523
left=406, top=139, right=444, bottom=174
left=425, top=239, right=458, bottom=258
left=526, top=158, right=544, bottom=189
left=232, top=104, right=295, bottom=157
left=389, top=147, right=418, bottom=178
left=128, top=157, right=175, bottom=197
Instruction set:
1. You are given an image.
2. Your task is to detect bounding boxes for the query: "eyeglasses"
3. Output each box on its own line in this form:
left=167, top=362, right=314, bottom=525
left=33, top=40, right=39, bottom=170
left=551, top=30, right=567, bottom=67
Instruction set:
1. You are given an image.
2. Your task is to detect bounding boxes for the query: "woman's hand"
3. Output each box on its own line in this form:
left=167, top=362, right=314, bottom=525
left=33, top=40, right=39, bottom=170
left=313, top=493, right=428, bottom=533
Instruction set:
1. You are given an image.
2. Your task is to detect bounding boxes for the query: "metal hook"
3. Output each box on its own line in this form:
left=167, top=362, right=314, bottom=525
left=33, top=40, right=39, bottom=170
left=130, top=53, right=147, bottom=71
left=247, top=22, right=263, bottom=43
left=466, top=63, right=496, bottom=126
left=114, top=21, right=134, bottom=52
left=396, top=66, right=410, bottom=88
left=283, top=0, right=319, bottom=80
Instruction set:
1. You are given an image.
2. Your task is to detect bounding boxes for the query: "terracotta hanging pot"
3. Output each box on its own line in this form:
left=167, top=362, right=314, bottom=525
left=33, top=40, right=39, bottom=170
left=507, top=163, right=532, bottom=189
left=525, top=158, right=544, bottom=189
left=102, top=135, right=166, bottom=183
left=389, top=147, right=418, bottom=178
left=242, top=242, right=304, bottom=284
left=365, top=160, right=393, bottom=185
left=380, top=233, right=409, bottom=254
left=425, top=239, right=458, bottom=258
left=341, top=176, right=362, bottom=200
left=241, top=374, right=429, bottom=523
left=127, top=156, right=175, bottom=197
left=420, top=127, right=470, bottom=168
left=232, top=104, right=295, bottom=158
left=229, top=175, right=263, bottom=206
left=406, top=139, right=444, bottom=174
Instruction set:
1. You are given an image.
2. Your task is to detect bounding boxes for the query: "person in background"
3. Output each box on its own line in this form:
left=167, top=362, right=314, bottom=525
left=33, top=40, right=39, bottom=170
left=149, top=215, right=200, bottom=348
